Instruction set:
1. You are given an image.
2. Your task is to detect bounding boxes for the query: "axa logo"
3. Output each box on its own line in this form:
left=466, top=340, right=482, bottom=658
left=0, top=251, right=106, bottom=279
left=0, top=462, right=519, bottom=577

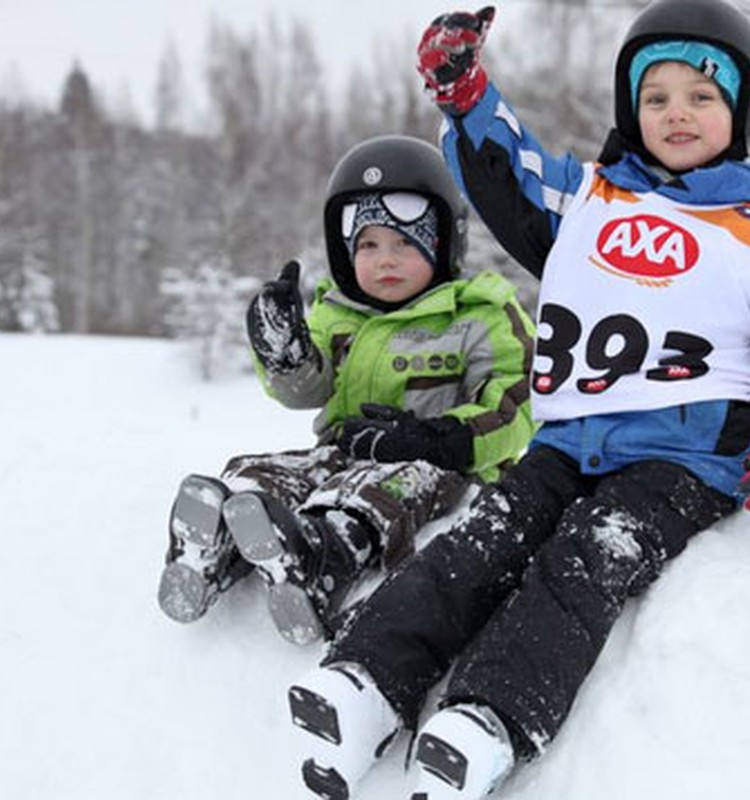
left=590, top=214, right=699, bottom=287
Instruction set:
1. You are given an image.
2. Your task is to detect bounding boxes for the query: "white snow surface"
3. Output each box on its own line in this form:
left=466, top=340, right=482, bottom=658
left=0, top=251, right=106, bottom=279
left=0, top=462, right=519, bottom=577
left=2, top=332, right=749, bottom=799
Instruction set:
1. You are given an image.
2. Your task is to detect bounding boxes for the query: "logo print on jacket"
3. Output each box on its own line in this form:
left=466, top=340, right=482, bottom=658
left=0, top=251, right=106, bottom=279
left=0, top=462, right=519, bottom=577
left=590, top=214, right=699, bottom=286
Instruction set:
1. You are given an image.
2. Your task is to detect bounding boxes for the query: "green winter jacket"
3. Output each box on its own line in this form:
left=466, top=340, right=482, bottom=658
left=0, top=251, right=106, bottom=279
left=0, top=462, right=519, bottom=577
left=254, top=269, right=536, bottom=482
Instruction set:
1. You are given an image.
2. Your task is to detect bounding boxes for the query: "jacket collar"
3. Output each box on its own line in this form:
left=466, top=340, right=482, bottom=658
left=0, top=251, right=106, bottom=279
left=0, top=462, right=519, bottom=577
left=598, top=151, right=750, bottom=203
left=324, top=277, right=462, bottom=318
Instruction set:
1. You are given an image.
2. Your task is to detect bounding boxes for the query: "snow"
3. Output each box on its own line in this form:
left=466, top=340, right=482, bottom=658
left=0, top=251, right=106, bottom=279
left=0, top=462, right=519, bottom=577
left=1, top=332, right=748, bottom=799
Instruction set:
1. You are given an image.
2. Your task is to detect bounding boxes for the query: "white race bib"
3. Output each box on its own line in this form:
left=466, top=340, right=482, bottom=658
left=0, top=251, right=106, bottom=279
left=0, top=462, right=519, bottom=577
left=532, top=166, right=750, bottom=421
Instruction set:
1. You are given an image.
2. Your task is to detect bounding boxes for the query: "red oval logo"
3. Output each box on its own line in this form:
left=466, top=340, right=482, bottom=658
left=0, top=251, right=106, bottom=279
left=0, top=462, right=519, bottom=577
left=596, top=214, right=699, bottom=278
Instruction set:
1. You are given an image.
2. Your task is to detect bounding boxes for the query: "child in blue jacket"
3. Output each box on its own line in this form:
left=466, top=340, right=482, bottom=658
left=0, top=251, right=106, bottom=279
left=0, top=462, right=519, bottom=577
left=287, top=3, right=750, bottom=799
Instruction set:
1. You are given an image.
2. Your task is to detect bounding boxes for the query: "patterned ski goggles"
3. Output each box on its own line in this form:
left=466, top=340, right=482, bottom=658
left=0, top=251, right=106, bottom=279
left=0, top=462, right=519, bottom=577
left=341, top=192, right=438, bottom=265
left=341, top=192, right=432, bottom=237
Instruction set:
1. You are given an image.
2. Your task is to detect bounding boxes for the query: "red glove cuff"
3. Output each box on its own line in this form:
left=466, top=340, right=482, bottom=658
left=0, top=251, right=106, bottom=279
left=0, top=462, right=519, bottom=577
left=432, top=64, right=488, bottom=114
left=416, top=7, right=495, bottom=115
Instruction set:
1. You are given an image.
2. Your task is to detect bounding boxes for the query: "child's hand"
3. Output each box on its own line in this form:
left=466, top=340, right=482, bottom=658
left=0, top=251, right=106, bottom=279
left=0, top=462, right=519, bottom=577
left=417, top=6, right=495, bottom=115
left=246, top=260, right=312, bottom=374
left=739, top=456, right=750, bottom=511
left=338, top=403, right=473, bottom=471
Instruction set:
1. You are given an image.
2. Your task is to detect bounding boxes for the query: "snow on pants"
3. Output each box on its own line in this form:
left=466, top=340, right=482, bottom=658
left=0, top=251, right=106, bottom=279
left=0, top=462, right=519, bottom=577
left=323, top=445, right=736, bottom=758
left=220, top=446, right=468, bottom=567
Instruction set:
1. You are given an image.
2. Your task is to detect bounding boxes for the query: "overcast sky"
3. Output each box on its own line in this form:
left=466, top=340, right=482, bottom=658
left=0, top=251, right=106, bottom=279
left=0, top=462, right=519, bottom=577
left=0, top=0, right=459, bottom=122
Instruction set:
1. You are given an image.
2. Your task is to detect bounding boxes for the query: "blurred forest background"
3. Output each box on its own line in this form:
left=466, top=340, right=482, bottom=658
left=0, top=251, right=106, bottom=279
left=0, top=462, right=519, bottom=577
left=0, top=0, right=680, bottom=376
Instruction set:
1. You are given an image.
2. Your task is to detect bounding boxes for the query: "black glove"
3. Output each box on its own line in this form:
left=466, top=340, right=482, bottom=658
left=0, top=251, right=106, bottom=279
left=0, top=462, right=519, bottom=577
left=337, top=403, right=473, bottom=471
left=417, top=6, right=495, bottom=115
left=739, top=455, right=750, bottom=512
left=246, top=260, right=312, bottom=374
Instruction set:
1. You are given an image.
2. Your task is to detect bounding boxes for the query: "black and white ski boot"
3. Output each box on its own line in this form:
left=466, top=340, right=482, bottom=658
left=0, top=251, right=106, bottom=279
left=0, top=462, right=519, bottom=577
left=223, top=492, right=363, bottom=645
left=410, top=703, right=515, bottom=799
left=288, top=663, right=401, bottom=799
left=157, top=475, right=250, bottom=622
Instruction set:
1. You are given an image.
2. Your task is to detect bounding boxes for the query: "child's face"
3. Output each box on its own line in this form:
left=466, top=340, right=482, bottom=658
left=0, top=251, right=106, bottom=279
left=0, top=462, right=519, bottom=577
left=638, top=60, right=733, bottom=171
left=353, top=225, right=434, bottom=304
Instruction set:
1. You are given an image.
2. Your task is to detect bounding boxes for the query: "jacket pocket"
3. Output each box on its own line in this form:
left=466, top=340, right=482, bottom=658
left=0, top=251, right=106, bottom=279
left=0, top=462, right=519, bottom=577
left=715, top=400, right=750, bottom=456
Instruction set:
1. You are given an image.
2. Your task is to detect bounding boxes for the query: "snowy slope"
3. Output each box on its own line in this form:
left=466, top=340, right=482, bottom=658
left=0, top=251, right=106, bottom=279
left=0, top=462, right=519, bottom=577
left=1, top=333, right=748, bottom=800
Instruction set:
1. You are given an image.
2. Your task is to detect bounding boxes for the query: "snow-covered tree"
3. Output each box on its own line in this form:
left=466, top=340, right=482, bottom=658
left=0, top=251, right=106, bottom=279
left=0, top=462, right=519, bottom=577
left=15, top=225, right=58, bottom=332
left=57, top=63, right=102, bottom=333
left=0, top=1, right=655, bottom=353
left=161, top=254, right=259, bottom=380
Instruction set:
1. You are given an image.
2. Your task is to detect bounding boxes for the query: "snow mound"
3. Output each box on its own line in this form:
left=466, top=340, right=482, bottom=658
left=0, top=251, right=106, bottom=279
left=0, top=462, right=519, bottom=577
left=1, top=333, right=747, bottom=799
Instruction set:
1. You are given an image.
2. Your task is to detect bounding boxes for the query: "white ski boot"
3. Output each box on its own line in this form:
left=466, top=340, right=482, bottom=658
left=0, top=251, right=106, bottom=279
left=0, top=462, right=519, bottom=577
left=410, top=704, right=515, bottom=799
left=288, top=663, right=401, bottom=799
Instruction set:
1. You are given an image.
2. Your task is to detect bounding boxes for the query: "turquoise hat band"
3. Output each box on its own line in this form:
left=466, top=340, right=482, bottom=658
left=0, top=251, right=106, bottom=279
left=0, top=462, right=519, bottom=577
left=630, top=40, right=741, bottom=108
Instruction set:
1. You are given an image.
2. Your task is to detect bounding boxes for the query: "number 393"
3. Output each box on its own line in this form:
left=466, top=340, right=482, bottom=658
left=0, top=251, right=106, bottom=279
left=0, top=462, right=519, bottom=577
left=533, top=303, right=713, bottom=395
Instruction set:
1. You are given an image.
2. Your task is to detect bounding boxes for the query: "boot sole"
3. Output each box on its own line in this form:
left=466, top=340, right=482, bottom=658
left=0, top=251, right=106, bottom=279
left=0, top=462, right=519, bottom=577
left=224, top=492, right=324, bottom=645
left=171, top=475, right=228, bottom=546
left=158, top=562, right=211, bottom=623
left=222, top=492, right=282, bottom=565
left=269, top=583, right=325, bottom=646
left=158, top=475, right=230, bottom=622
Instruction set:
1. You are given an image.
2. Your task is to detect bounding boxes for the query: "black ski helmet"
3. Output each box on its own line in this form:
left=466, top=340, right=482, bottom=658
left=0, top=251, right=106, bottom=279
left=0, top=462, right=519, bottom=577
left=613, top=0, right=750, bottom=159
left=324, top=134, right=469, bottom=307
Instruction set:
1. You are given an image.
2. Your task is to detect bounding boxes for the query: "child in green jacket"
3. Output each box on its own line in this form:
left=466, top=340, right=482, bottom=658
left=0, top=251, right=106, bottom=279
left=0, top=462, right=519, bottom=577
left=157, top=134, right=535, bottom=645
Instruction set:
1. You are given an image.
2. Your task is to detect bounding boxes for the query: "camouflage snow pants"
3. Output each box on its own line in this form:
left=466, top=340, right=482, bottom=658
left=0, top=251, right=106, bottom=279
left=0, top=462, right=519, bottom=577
left=220, top=446, right=469, bottom=568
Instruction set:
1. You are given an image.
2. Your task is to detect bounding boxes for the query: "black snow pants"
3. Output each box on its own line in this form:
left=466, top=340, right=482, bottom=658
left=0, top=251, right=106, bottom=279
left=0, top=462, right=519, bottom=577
left=324, top=445, right=736, bottom=758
